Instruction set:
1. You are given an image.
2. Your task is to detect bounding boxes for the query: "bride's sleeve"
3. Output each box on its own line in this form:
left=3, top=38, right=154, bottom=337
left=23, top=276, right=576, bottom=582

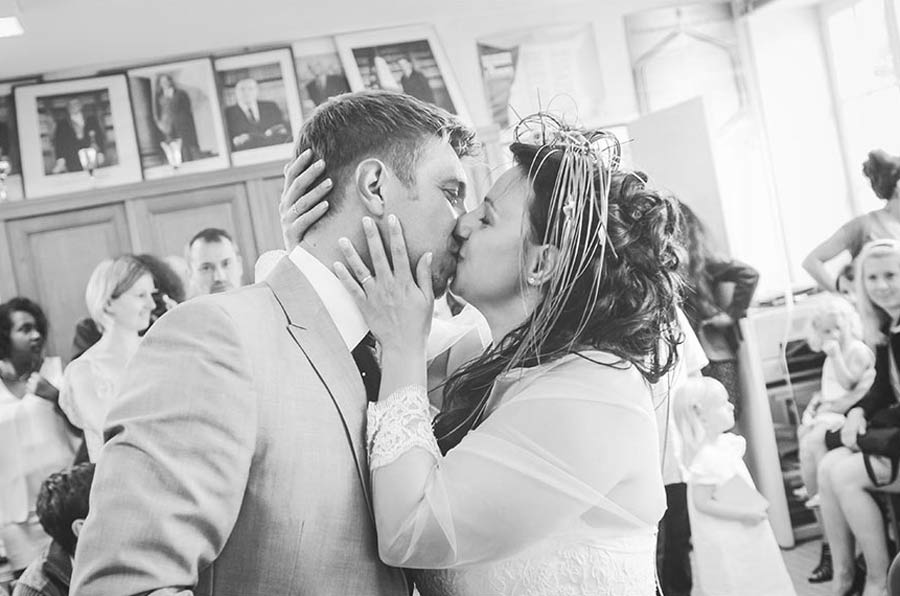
left=366, top=364, right=662, bottom=569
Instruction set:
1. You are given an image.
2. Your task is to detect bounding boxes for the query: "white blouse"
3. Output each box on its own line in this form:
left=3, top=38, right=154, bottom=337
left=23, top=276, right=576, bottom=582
left=60, top=348, right=122, bottom=461
left=366, top=351, right=665, bottom=595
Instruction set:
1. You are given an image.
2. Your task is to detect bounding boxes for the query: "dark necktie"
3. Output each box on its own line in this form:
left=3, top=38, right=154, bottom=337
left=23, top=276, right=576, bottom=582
left=351, top=332, right=381, bottom=402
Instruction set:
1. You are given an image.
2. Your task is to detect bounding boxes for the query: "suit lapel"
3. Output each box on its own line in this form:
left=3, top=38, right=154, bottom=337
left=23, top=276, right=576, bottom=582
left=266, top=257, right=374, bottom=521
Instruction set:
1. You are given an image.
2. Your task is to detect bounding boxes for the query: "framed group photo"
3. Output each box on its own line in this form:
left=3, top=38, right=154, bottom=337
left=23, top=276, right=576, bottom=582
left=14, top=74, right=142, bottom=198
left=0, top=78, right=39, bottom=201
left=127, top=58, right=230, bottom=179
left=215, top=48, right=303, bottom=167
left=292, top=37, right=352, bottom=115
left=335, top=25, right=471, bottom=123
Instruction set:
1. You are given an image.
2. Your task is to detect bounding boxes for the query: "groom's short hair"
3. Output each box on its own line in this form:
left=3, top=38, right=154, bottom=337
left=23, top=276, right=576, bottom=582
left=293, top=90, right=477, bottom=206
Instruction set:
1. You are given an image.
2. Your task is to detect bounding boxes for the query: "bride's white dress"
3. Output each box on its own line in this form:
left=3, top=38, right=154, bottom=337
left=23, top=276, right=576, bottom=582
left=366, top=351, right=666, bottom=596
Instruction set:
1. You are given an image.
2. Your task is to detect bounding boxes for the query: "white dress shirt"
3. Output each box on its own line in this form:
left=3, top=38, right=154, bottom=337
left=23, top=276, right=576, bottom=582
left=288, top=246, right=368, bottom=351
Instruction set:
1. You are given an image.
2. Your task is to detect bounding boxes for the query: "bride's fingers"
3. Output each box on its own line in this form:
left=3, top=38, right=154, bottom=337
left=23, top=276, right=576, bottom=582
left=362, top=217, right=392, bottom=280
left=415, top=252, right=435, bottom=304
left=338, top=237, right=372, bottom=284
left=387, top=215, right=412, bottom=283
left=281, top=148, right=315, bottom=198
left=280, top=154, right=328, bottom=218
left=281, top=177, right=332, bottom=226
left=333, top=262, right=366, bottom=303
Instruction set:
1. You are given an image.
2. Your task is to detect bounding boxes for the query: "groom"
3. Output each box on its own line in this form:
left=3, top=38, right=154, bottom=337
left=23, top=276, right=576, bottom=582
left=70, top=91, right=476, bottom=595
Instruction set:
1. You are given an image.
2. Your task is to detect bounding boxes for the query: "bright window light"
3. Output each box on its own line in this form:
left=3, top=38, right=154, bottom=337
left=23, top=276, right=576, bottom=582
left=0, top=16, right=23, bottom=38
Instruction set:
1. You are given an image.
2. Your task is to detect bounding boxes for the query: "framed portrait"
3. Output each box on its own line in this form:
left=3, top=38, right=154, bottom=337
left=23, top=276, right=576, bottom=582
left=215, top=48, right=303, bottom=167
left=0, top=77, right=39, bottom=201
left=336, top=25, right=471, bottom=123
left=477, top=24, right=606, bottom=141
left=14, top=74, right=142, bottom=198
left=291, top=37, right=351, bottom=116
left=127, top=58, right=230, bottom=179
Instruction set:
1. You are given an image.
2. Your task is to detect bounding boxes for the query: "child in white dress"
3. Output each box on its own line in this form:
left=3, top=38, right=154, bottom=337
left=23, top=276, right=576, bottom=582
left=675, top=377, right=796, bottom=596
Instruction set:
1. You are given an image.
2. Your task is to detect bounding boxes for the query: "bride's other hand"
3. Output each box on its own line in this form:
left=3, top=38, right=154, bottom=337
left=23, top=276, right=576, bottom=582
left=334, top=215, right=434, bottom=354
left=280, top=148, right=333, bottom=250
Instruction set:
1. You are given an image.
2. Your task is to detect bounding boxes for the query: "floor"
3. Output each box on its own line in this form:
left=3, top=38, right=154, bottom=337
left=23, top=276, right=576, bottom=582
left=782, top=538, right=833, bottom=596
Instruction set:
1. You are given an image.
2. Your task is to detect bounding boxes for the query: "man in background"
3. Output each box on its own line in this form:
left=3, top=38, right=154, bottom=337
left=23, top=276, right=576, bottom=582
left=186, top=228, right=244, bottom=298
left=397, top=57, right=435, bottom=105
left=12, top=463, right=94, bottom=596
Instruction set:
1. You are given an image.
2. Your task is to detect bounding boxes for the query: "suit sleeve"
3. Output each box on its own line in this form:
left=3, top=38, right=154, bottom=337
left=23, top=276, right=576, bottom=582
left=707, top=257, right=760, bottom=320
left=70, top=299, right=258, bottom=596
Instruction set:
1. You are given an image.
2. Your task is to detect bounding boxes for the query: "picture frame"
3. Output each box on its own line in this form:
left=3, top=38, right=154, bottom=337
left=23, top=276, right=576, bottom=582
left=291, top=37, right=352, bottom=117
left=215, top=48, right=303, bottom=167
left=14, top=74, right=142, bottom=198
left=127, top=57, right=231, bottom=179
left=335, top=24, right=471, bottom=123
left=0, top=77, right=40, bottom=201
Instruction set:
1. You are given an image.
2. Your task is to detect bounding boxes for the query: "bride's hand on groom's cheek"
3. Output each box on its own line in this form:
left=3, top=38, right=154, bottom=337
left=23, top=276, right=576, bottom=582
left=280, top=148, right=334, bottom=250
left=333, top=215, right=434, bottom=354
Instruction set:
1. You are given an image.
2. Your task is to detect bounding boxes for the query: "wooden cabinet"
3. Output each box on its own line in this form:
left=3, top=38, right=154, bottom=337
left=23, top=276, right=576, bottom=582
left=0, top=161, right=284, bottom=363
left=6, top=204, right=132, bottom=358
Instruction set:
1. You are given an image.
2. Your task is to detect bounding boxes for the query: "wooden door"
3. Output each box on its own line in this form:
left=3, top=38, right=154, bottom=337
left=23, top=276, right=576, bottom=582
left=246, top=176, right=285, bottom=255
left=129, top=184, right=258, bottom=285
left=7, top=204, right=132, bottom=361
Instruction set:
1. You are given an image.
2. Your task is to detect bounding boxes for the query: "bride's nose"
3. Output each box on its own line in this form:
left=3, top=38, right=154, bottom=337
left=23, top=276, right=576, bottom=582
left=453, top=210, right=476, bottom=243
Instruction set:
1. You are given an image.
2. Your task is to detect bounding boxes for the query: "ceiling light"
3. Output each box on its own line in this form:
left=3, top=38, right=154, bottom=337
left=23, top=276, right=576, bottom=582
left=0, top=16, right=23, bottom=38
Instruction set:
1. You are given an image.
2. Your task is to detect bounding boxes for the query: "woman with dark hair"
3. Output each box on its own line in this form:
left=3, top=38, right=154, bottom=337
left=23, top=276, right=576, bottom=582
left=0, top=297, right=78, bottom=576
left=288, top=116, right=684, bottom=594
left=677, top=202, right=759, bottom=420
left=803, top=149, right=900, bottom=292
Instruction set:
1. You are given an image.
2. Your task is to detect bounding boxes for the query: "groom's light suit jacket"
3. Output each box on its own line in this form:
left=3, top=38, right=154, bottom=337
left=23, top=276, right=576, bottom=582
left=71, top=257, right=408, bottom=596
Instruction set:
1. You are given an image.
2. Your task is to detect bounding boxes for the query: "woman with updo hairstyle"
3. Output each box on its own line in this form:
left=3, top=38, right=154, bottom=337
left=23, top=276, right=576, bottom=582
left=803, top=149, right=900, bottom=292
left=318, top=115, right=684, bottom=595
left=0, top=297, right=78, bottom=575
left=60, top=255, right=156, bottom=462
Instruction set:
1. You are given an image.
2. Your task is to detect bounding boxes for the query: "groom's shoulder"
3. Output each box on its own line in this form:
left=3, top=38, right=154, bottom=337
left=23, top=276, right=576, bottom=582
left=164, top=282, right=285, bottom=331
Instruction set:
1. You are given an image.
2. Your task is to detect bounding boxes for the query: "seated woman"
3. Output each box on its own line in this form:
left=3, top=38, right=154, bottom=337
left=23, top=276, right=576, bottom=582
left=60, top=256, right=157, bottom=462
left=0, top=297, right=79, bottom=575
left=803, top=149, right=900, bottom=293
left=319, top=118, right=683, bottom=594
left=818, top=239, right=900, bottom=596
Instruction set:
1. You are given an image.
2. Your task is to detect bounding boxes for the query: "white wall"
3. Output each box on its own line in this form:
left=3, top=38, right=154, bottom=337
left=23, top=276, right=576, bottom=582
left=0, top=0, right=725, bottom=130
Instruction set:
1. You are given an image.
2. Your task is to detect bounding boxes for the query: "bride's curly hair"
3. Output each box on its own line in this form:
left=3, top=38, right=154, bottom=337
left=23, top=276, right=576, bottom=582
left=435, top=138, right=684, bottom=451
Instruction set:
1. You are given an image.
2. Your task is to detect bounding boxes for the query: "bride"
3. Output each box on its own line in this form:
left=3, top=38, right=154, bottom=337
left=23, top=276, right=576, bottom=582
left=282, top=117, right=683, bottom=595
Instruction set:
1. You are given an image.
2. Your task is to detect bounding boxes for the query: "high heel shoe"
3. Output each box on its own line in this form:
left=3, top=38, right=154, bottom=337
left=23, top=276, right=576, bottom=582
left=809, top=542, right=833, bottom=583
left=841, top=555, right=866, bottom=596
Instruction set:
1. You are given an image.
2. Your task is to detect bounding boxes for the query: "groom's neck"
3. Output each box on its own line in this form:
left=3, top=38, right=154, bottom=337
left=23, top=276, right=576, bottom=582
left=300, top=216, right=362, bottom=273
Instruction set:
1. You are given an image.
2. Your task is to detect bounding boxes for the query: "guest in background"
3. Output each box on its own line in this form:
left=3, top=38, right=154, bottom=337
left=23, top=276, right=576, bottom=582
left=818, top=239, right=900, bottom=596
left=60, top=256, right=156, bottom=461
left=11, top=463, right=94, bottom=596
left=70, top=254, right=183, bottom=361
left=224, top=78, right=289, bottom=151
left=0, top=298, right=78, bottom=576
left=50, top=99, right=106, bottom=175
left=397, top=57, right=435, bottom=105
left=153, top=74, right=200, bottom=162
left=186, top=228, right=244, bottom=297
left=678, top=201, right=759, bottom=421
left=803, top=149, right=900, bottom=292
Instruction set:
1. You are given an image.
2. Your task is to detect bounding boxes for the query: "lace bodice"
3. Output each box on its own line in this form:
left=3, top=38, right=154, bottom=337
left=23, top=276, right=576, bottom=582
left=413, top=531, right=657, bottom=596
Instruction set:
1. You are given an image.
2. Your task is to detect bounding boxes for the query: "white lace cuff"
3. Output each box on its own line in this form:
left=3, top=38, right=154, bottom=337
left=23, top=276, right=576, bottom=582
left=367, top=384, right=440, bottom=471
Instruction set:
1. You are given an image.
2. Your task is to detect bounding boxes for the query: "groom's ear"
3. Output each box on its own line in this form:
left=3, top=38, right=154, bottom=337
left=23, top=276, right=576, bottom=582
left=354, top=158, right=387, bottom=218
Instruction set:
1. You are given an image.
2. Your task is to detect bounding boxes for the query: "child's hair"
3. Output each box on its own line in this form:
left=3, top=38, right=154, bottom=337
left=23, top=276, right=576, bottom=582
left=805, top=295, right=863, bottom=352
left=35, top=463, right=95, bottom=557
left=673, top=376, right=729, bottom=466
